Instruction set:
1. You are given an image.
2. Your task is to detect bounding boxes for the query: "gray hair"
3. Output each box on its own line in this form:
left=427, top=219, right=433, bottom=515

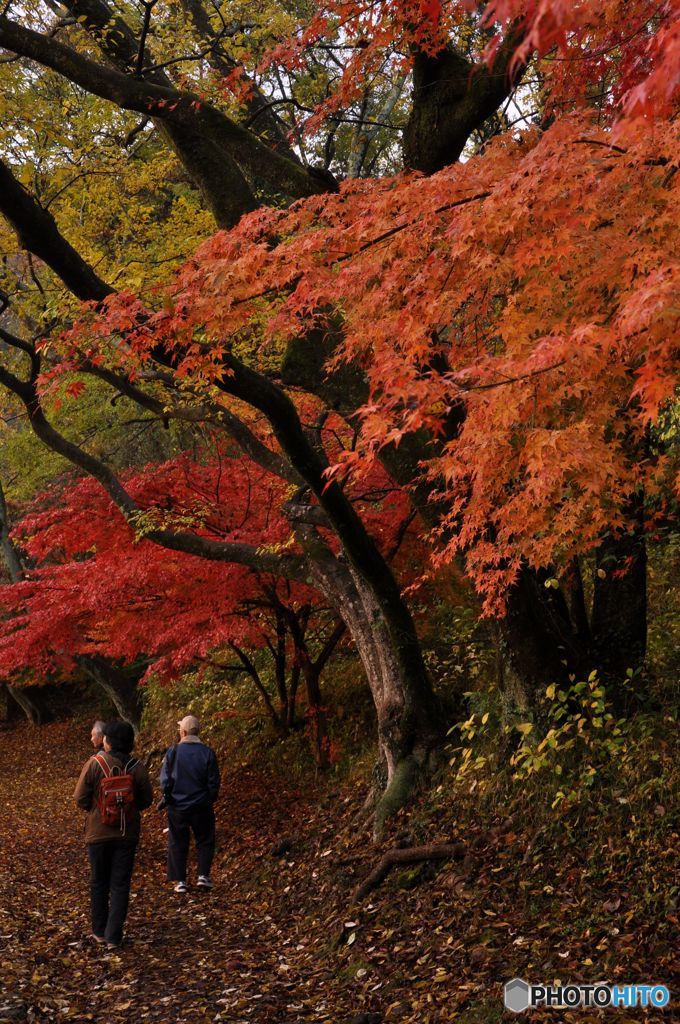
left=92, top=720, right=106, bottom=736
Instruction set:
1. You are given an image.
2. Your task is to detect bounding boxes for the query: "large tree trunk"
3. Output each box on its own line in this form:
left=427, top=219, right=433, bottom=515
left=496, top=566, right=590, bottom=711
left=80, top=657, right=144, bottom=731
left=403, top=30, right=526, bottom=174
left=498, top=501, right=647, bottom=709
left=4, top=684, right=46, bottom=725
left=301, top=529, right=443, bottom=834
left=498, top=535, right=647, bottom=713
left=0, top=482, right=46, bottom=724
left=282, top=333, right=649, bottom=710
left=0, top=478, right=25, bottom=583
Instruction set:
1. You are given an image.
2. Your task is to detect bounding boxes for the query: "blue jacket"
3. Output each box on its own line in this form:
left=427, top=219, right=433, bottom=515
left=160, top=737, right=220, bottom=811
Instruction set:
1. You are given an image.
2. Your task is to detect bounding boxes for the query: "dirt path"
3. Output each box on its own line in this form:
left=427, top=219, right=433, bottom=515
left=0, top=719, right=348, bottom=1024
left=4, top=716, right=670, bottom=1024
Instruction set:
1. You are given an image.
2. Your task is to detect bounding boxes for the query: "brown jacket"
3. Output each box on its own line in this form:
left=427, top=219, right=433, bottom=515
left=74, top=752, right=153, bottom=844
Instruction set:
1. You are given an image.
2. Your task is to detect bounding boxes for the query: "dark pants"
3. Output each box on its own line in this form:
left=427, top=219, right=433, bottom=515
left=88, top=840, right=138, bottom=945
left=167, top=802, right=215, bottom=881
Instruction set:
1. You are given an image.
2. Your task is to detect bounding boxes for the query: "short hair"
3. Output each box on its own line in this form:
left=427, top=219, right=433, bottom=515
left=177, top=714, right=200, bottom=735
left=92, top=720, right=106, bottom=735
left=103, top=720, right=135, bottom=755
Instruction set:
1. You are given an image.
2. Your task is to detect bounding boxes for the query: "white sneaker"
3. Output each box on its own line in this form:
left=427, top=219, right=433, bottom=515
left=174, top=881, right=188, bottom=893
left=197, top=875, right=213, bottom=889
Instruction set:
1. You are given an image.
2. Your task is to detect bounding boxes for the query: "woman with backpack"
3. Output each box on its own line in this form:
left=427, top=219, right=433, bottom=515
left=74, top=719, right=153, bottom=949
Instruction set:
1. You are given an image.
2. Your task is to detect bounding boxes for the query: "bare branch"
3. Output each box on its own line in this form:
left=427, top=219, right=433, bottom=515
left=354, top=842, right=466, bottom=900
left=135, top=0, right=158, bottom=77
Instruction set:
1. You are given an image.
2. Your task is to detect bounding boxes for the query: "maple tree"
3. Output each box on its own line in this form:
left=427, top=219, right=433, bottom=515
left=175, top=111, right=675, bottom=682
left=0, top=0, right=677, bottom=824
left=0, top=456, right=150, bottom=726
left=0, top=435, right=419, bottom=759
left=0, top=454, right=307, bottom=682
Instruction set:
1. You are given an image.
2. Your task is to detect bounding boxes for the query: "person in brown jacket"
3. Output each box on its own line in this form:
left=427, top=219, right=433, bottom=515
left=74, top=719, right=153, bottom=949
left=90, top=720, right=106, bottom=753
left=89, top=720, right=106, bottom=752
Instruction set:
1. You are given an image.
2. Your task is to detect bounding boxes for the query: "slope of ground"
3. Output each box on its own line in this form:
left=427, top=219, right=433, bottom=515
left=0, top=716, right=676, bottom=1023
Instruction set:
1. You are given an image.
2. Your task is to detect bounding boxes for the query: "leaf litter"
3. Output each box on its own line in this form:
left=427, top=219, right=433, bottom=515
left=0, top=718, right=675, bottom=1023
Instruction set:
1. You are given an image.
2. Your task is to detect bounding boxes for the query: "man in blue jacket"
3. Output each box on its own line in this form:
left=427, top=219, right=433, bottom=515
left=160, top=715, right=220, bottom=893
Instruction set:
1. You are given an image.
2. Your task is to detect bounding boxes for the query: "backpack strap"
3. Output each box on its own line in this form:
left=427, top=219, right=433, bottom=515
left=94, top=753, right=112, bottom=778
left=96, top=753, right=137, bottom=777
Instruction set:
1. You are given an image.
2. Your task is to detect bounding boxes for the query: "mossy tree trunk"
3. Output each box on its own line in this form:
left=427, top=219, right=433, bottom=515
left=301, top=528, right=443, bottom=834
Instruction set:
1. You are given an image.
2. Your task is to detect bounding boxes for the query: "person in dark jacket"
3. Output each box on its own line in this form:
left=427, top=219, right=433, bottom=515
left=74, top=719, right=153, bottom=948
left=160, top=714, right=220, bottom=893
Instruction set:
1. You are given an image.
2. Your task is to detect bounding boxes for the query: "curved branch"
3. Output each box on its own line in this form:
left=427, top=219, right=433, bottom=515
left=178, top=0, right=299, bottom=161
left=0, top=361, right=308, bottom=582
left=80, top=359, right=302, bottom=484
left=353, top=842, right=467, bottom=900
left=0, top=15, right=328, bottom=203
left=0, top=157, right=113, bottom=302
left=135, top=0, right=158, bottom=77
left=57, top=0, right=254, bottom=226
left=0, top=164, right=301, bottom=490
left=228, top=642, right=283, bottom=726
left=0, top=326, right=39, bottom=372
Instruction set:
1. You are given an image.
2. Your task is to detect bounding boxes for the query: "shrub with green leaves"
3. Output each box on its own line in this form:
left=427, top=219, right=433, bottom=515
left=451, top=671, right=665, bottom=809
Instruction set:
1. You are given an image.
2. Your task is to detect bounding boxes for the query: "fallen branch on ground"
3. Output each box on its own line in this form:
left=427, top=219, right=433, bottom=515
left=353, top=841, right=466, bottom=900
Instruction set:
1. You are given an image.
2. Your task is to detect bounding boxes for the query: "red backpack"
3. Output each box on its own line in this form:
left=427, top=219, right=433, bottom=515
left=94, top=753, right=138, bottom=835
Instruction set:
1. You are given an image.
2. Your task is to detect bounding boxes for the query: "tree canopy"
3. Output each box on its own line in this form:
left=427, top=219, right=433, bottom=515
left=0, top=0, right=677, bottom=815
